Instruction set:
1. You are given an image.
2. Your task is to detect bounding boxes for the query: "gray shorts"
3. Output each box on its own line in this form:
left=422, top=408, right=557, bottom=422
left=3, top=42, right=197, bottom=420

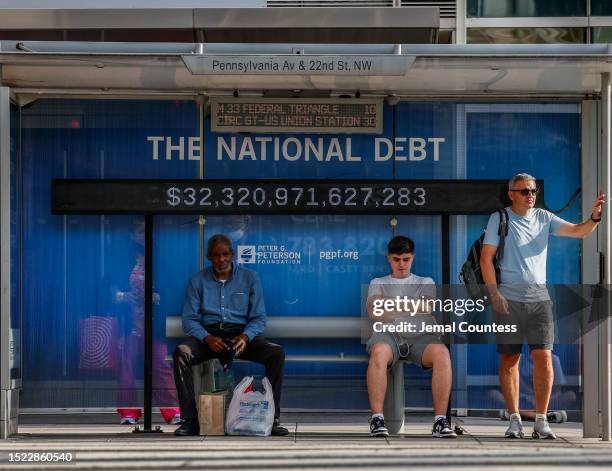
left=494, top=299, right=554, bottom=354
left=366, top=331, right=442, bottom=368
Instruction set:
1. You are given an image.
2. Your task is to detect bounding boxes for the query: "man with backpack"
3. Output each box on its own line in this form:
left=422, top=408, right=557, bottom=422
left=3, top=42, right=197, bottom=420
left=480, top=173, right=604, bottom=439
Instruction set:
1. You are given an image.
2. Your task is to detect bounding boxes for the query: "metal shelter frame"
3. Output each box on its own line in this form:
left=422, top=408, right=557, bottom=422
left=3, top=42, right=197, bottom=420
left=1, top=40, right=612, bottom=440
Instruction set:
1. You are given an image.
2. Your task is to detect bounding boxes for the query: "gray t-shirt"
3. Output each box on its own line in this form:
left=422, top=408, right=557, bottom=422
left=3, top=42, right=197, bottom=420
left=483, top=207, right=567, bottom=302
left=368, top=273, right=437, bottom=338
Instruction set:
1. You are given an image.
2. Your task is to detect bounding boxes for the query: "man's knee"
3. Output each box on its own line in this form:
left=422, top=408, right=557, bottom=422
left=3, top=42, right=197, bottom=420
left=423, top=344, right=451, bottom=370
left=369, top=343, right=393, bottom=368
left=531, top=348, right=552, bottom=366
left=263, top=342, right=285, bottom=365
left=271, top=344, right=285, bottom=362
left=499, top=353, right=521, bottom=371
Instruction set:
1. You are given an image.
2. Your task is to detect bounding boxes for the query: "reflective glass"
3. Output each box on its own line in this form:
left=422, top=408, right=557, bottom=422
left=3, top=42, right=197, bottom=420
left=592, top=27, right=612, bottom=44
left=468, top=0, right=585, bottom=17
left=592, top=0, right=612, bottom=16
left=467, top=27, right=585, bottom=44
left=19, top=100, right=583, bottom=416
left=449, top=103, right=581, bottom=412
left=20, top=100, right=197, bottom=413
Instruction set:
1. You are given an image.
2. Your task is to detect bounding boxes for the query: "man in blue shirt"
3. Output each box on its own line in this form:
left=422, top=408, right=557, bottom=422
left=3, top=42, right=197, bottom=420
left=481, top=173, right=604, bottom=440
left=172, top=234, right=288, bottom=436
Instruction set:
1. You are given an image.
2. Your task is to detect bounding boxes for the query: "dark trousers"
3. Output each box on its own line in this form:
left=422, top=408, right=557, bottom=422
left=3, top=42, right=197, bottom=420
left=173, top=327, right=285, bottom=421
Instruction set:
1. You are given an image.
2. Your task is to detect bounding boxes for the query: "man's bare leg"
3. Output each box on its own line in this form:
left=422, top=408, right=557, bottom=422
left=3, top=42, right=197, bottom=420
left=422, top=343, right=456, bottom=438
left=531, top=349, right=553, bottom=414
left=367, top=343, right=394, bottom=414
left=421, top=343, right=452, bottom=416
left=499, top=353, right=521, bottom=414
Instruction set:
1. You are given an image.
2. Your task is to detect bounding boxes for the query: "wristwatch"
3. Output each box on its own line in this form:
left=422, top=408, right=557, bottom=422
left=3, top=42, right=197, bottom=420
left=591, top=213, right=602, bottom=223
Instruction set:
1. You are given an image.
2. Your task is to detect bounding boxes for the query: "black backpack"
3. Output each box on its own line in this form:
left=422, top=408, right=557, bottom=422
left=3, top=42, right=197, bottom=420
left=460, top=208, right=509, bottom=304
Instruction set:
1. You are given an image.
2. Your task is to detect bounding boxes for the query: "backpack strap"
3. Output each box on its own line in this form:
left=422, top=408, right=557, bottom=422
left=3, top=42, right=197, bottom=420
left=495, top=208, right=509, bottom=262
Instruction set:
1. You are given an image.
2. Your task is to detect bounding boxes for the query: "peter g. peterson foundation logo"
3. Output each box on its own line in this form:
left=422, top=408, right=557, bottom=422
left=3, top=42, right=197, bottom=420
left=237, top=244, right=301, bottom=265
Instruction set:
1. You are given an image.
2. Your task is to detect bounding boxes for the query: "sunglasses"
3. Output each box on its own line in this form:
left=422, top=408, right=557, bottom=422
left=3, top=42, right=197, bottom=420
left=510, top=188, right=539, bottom=196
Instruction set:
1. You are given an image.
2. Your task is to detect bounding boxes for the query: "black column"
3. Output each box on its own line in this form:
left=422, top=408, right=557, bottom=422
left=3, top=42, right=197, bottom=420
left=133, top=215, right=161, bottom=433
left=145, top=214, right=153, bottom=430
left=442, top=214, right=452, bottom=423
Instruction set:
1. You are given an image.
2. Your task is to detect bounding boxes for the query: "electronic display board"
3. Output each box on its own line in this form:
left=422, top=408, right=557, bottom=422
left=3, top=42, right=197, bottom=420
left=51, top=179, right=535, bottom=215
left=210, top=98, right=383, bottom=134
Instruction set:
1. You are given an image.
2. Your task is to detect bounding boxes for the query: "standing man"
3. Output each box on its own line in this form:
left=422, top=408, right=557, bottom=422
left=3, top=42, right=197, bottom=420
left=173, top=234, right=288, bottom=436
left=366, top=236, right=456, bottom=438
left=481, top=173, right=604, bottom=439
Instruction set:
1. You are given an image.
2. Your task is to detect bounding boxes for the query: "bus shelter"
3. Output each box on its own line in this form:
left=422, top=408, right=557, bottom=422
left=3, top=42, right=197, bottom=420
left=1, top=36, right=612, bottom=440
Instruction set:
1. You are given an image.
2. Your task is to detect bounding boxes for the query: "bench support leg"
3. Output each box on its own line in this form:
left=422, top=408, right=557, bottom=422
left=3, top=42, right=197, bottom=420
left=192, top=362, right=215, bottom=414
left=383, top=362, right=405, bottom=434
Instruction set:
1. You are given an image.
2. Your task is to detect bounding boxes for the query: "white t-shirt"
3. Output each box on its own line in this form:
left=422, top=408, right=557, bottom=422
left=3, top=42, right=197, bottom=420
left=367, top=273, right=437, bottom=338
left=368, top=273, right=436, bottom=300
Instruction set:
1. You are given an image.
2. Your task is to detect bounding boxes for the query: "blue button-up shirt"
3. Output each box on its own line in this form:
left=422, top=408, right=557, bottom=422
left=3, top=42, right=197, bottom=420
left=182, top=263, right=267, bottom=342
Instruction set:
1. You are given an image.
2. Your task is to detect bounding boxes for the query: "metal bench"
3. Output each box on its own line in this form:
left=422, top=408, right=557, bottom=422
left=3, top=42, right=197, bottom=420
left=165, top=316, right=406, bottom=433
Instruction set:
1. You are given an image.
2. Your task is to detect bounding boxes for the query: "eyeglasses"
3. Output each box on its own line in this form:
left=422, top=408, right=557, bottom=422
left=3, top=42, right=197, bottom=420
left=510, top=188, right=539, bottom=196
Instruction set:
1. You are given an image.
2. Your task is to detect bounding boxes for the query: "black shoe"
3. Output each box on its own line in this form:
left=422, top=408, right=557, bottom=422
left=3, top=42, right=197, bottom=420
left=174, top=419, right=199, bottom=436
left=369, top=416, right=389, bottom=437
left=432, top=417, right=458, bottom=438
left=271, top=419, right=289, bottom=436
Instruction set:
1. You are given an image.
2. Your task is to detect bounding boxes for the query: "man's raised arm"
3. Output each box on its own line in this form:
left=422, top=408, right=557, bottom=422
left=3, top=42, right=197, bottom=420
left=556, top=192, right=605, bottom=239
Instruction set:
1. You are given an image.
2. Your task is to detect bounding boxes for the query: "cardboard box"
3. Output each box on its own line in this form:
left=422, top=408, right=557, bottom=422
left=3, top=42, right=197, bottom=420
left=198, top=393, right=226, bottom=436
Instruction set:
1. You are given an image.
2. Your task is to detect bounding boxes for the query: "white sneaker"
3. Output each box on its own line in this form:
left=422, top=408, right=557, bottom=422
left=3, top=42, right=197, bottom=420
left=504, top=414, right=524, bottom=438
left=532, top=417, right=557, bottom=439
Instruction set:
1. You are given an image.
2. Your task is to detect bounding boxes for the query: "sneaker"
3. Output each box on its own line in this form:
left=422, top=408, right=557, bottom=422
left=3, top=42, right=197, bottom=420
left=504, top=414, right=524, bottom=438
left=532, top=417, right=557, bottom=439
left=499, top=409, right=510, bottom=421
left=369, top=416, right=389, bottom=437
left=271, top=419, right=289, bottom=436
left=119, top=417, right=138, bottom=425
left=432, top=417, right=458, bottom=438
left=547, top=411, right=567, bottom=424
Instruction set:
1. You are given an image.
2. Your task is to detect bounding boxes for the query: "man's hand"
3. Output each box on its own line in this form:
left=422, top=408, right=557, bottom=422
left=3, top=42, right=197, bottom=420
left=204, top=335, right=229, bottom=353
left=232, top=333, right=249, bottom=357
left=558, top=192, right=606, bottom=237
left=491, top=292, right=509, bottom=315
left=592, top=192, right=606, bottom=221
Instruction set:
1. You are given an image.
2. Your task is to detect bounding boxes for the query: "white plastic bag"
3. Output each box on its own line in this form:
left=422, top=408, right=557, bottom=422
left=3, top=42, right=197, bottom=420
left=225, top=376, right=275, bottom=436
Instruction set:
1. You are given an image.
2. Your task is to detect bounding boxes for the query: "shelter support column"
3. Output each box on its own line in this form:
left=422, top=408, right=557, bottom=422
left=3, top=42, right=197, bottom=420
left=601, top=73, right=612, bottom=442
left=582, top=99, right=601, bottom=438
left=0, top=86, right=18, bottom=439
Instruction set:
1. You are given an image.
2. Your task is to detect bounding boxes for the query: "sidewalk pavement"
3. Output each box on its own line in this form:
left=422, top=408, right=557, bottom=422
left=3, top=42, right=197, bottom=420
left=1, top=414, right=611, bottom=470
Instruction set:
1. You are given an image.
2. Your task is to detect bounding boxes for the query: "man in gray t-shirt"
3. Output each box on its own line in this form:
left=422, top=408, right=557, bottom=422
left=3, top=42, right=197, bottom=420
left=481, top=173, right=604, bottom=440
